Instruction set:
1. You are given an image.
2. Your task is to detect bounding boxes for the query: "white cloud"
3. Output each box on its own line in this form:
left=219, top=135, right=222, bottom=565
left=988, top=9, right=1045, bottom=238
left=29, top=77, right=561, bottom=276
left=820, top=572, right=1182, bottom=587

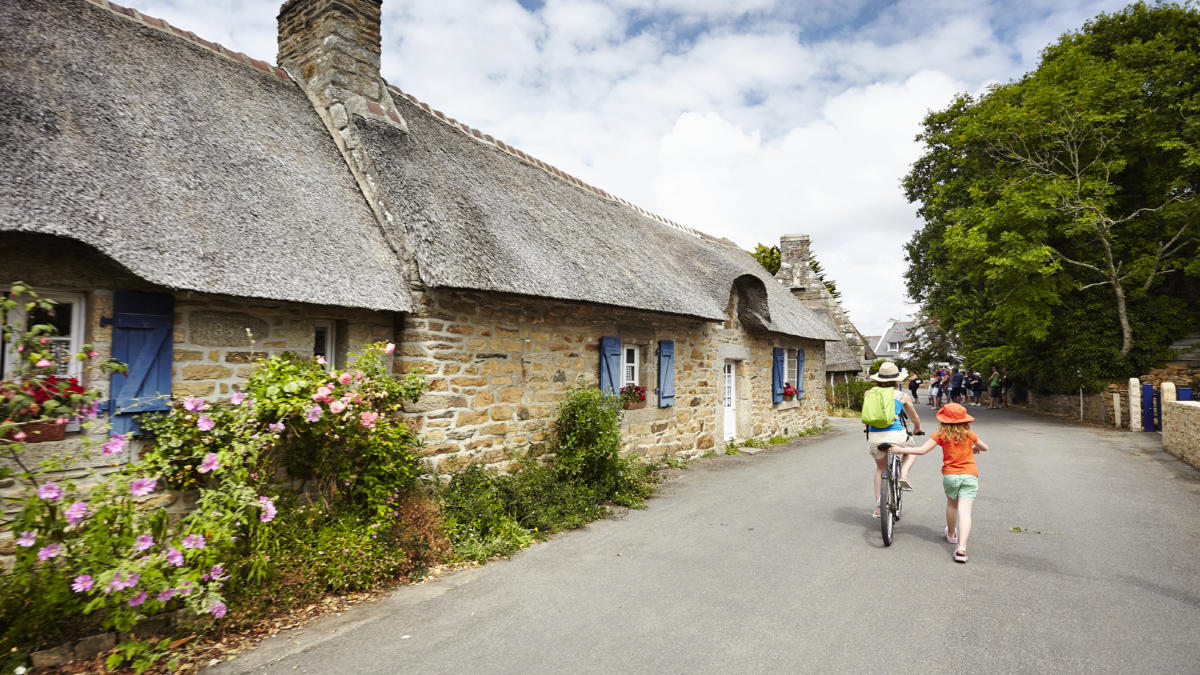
left=136, top=0, right=1135, bottom=334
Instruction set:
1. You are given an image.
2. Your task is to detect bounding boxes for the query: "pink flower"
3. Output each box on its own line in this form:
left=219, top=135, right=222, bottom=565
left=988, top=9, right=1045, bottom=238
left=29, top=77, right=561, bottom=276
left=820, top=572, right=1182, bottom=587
left=306, top=406, right=323, bottom=422
left=72, top=575, right=94, bottom=592
left=230, top=391, right=246, bottom=405
left=268, top=422, right=285, bottom=432
left=197, top=416, right=215, bottom=431
left=329, top=400, right=346, bottom=414
left=101, top=434, right=127, bottom=456
left=178, top=581, right=195, bottom=595
left=39, top=337, right=49, bottom=344
left=38, top=544, right=62, bottom=561
left=183, top=397, right=206, bottom=412
left=128, top=590, right=147, bottom=607
left=158, top=587, right=176, bottom=602
left=313, top=386, right=332, bottom=400
left=165, top=547, right=184, bottom=567
left=209, top=602, right=227, bottom=618
left=133, top=534, right=154, bottom=552
left=182, top=534, right=206, bottom=549
left=360, top=411, right=379, bottom=429
left=384, top=342, right=395, bottom=355
left=130, top=477, right=157, bottom=497
left=88, top=350, right=99, bottom=357
left=338, top=372, right=353, bottom=386
left=17, top=531, right=36, bottom=547
left=197, top=452, right=220, bottom=474
left=13, top=431, right=27, bottom=441
left=55, top=417, right=69, bottom=425
left=36, top=358, right=52, bottom=368
left=259, top=496, right=277, bottom=522
left=316, top=355, right=327, bottom=366
left=122, top=573, right=140, bottom=590
left=65, top=501, right=91, bottom=526
left=210, top=564, right=226, bottom=580
left=37, top=481, right=63, bottom=501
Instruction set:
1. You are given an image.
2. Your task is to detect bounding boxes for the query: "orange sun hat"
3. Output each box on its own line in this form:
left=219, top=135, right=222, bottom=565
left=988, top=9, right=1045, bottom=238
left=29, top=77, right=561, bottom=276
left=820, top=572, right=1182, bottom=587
left=936, top=403, right=975, bottom=424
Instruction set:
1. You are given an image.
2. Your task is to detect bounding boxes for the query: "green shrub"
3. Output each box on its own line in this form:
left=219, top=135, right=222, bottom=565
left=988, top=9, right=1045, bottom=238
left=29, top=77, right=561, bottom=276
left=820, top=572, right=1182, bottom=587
left=270, top=507, right=409, bottom=592
left=829, top=378, right=874, bottom=411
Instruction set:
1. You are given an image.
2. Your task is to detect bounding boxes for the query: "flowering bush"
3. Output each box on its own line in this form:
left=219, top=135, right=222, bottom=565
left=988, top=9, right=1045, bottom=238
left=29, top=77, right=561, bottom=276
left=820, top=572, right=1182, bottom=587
left=1, top=340, right=425, bottom=672
left=618, top=384, right=646, bottom=405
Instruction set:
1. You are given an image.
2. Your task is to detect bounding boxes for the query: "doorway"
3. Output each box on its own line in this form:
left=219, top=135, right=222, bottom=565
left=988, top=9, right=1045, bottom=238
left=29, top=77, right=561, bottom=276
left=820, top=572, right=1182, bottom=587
left=723, top=361, right=737, bottom=442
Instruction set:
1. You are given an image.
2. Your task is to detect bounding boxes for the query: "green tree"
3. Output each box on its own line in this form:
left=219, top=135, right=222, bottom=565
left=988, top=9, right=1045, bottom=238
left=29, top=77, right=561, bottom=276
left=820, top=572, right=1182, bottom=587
left=808, top=257, right=842, bottom=299
left=904, top=2, right=1200, bottom=392
left=749, top=244, right=780, bottom=275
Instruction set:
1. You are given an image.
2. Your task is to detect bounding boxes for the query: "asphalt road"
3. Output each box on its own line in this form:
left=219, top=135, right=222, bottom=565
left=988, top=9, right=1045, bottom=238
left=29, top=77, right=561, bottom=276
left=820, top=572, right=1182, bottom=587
left=214, top=403, right=1200, bottom=674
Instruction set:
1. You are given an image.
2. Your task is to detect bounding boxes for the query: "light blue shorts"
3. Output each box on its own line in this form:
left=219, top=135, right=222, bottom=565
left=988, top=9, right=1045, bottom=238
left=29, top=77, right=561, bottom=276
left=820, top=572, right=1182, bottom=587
left=942, top=474, right=978, bottom=499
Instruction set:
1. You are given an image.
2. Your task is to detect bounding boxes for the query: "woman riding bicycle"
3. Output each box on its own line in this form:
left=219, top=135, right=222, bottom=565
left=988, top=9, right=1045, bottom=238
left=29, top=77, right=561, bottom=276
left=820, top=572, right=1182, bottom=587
left=866, top=362, right=924, bottom=518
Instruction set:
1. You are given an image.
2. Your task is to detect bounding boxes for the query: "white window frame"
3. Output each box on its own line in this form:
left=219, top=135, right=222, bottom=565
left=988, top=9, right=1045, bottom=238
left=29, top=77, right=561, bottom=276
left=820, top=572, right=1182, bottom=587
left=313, top=320, right=336, bottom=372
left=621, top=344, right=639, bottom=388
left=888, top=341, right=900, bottom=353
left=789, top=348, right=801, bottom=387
left=2, top=290, right=85, bottom=381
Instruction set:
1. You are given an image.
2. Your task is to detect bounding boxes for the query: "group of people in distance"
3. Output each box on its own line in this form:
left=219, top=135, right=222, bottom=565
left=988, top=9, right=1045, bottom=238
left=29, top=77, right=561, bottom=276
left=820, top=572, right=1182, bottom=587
left=909, top=365, right=1009, bottom=410
left=866, top=362, right=991, bottom=564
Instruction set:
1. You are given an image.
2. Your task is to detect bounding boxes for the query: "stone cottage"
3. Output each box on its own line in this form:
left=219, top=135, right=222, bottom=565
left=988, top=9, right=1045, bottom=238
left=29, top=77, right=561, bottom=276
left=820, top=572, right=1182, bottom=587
left=1, top=0, right=837, bottom=474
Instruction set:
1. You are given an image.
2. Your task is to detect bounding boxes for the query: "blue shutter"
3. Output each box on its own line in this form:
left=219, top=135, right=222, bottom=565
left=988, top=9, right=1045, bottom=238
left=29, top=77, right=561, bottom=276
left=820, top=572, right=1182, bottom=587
left=110, top=292, right=174, bottom=436
left=657, top=340, right=675, bottom=408
left=599, top=336, right=621, bottom=395
left=772, top=347, right=784, bottom=404
left=796, top=349, right=806, bottom=400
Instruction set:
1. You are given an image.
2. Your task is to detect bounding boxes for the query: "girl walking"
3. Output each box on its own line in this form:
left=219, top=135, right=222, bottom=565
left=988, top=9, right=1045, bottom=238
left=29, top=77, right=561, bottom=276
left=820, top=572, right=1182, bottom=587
left=888, top=403, right=989, bottom=562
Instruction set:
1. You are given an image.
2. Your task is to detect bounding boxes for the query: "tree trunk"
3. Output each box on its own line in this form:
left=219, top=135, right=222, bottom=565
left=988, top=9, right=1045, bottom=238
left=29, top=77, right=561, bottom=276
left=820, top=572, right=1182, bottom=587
left=1112, top=279, right=1133, bottom=357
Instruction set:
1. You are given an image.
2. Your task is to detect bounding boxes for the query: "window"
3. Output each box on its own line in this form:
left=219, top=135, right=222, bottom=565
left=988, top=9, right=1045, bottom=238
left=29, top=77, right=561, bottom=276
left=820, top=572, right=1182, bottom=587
left=789, top=349, right=800, bottom=387
left=313, top=321, right=335, bottom=371
left=621, top=345, right=639, bottom=387
left=2, top=291, right=85, bottom=380
left=888, top=341, right=900, bottom=353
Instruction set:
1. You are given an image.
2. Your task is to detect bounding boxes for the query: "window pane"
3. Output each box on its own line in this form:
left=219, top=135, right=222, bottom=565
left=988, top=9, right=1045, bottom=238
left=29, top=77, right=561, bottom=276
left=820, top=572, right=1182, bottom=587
left=29, top=302, right=74, bottom=376
left=314, top=327, right=329, bottom=359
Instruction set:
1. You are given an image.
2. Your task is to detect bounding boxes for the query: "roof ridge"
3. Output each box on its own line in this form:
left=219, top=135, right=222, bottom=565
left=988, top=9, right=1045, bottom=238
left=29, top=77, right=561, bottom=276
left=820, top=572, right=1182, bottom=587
left=81, top=0, right=291, bottom=83
left=384, top=82, right=720, bottom=245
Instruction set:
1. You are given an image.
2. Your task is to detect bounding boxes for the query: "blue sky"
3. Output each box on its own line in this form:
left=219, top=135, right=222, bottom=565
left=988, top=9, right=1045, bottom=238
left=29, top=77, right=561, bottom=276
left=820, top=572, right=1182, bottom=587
left=137, top=0, right=1133, bottom=335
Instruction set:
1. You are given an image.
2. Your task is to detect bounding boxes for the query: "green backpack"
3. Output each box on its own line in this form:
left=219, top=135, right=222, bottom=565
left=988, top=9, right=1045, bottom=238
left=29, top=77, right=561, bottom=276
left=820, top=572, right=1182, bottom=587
left=861, top=387, right=897, bottom=428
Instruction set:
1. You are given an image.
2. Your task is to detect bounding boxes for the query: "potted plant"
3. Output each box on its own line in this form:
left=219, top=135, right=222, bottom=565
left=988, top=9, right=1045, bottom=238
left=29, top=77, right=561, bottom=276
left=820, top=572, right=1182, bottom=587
left=782, top=382, right=798, bottom=402
left=1, top=375, right=88, bottom=442
left=619, top=384, right=647, bottom=410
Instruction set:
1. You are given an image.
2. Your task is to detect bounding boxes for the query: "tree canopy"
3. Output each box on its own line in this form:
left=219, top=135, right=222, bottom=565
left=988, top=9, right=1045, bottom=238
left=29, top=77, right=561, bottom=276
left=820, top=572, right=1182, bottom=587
left=903, top=2, right=1200, bottom=393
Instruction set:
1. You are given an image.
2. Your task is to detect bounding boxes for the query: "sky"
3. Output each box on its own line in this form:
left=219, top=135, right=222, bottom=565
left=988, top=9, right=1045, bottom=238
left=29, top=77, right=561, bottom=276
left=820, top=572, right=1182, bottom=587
left=138, top=0, right=1134, bottom=337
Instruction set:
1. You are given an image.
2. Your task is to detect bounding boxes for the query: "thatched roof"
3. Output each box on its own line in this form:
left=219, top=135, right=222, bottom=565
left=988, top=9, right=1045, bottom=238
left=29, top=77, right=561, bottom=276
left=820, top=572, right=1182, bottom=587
left=359, top=94, right=837, bottom=340
left=0, top=0, right=413, bottom=313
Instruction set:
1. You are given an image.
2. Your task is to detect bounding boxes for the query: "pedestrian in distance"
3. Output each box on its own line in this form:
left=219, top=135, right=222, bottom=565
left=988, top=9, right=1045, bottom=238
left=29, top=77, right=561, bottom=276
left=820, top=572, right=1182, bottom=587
left=988, top=366, right=1002, bottom=409
left=887, top=402, right=989, bottom=563
left=1000, top=369, right=1011, bottom=408
left=908, top=372, right=922, bottom=401
left=951, top=367, right=964, bottom=403
left=864, top=362, right=924, bottom=518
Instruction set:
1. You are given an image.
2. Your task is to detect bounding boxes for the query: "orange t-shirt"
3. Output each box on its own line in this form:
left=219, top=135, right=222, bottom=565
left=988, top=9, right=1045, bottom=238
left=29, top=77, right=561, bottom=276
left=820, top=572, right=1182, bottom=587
left=932, top=430, right=980, bottom=476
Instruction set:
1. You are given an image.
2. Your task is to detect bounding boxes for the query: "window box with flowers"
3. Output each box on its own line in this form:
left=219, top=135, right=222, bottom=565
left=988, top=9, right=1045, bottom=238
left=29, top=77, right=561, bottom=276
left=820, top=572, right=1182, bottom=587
left=782, top=382, right=798, bottom=402
left=1, top=375, right=89, bottom=442
left=620, top=384, right=647, bottom=410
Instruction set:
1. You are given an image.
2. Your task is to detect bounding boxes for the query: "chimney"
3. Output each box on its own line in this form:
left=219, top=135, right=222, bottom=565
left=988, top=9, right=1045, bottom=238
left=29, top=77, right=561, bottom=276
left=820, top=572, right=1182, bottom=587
left=278, top=0, right=403, bottom=128
left=775, top=234, right=813, bottom=297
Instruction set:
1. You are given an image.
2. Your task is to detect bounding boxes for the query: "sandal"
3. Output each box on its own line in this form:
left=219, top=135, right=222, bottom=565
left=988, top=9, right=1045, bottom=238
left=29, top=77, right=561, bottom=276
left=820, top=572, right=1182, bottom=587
left=944, top=527, right=957, bottom=545
left=872, top=509, right=881, bottom=519
left=953, top=549, right=968, bottom=563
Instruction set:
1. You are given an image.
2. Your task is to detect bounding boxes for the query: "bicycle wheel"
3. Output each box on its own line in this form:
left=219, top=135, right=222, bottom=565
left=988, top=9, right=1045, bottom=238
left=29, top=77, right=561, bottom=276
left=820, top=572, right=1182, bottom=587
left=880, top=476, right=893, bottom=546
left=892, top=457, right=904, bottom=521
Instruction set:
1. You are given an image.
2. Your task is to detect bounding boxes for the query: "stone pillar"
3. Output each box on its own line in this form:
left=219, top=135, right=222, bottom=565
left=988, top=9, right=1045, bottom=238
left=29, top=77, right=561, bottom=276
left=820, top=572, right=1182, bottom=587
left=1163, top=381, right=1177, bottom=403
left=1113, top=392, right=1122, bottom=429
left=1129, top=377, right=1142, bottom=432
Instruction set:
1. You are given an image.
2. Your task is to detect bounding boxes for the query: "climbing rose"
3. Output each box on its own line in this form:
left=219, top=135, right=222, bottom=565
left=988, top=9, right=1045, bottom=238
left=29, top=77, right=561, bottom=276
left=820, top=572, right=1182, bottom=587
left=360, top=411, right=379, bottom=429
left=183, top=397, right=205, bottom=412
left=306, top=406, right=323, bottom=422
left=17, top=531, right=36, bottom=547
left=88, top=350, right=99, bottom=357
left=165, top=547, right=184, bottom=567
left=35, top=359, right=52, bottom=368
left=101, top=434, right=126, bottom=456
left=198, top=452, right=220, bottom=474
left=72, top=575, right=94, bottom=593
left=329, top=400, right=346, bottom=414
left=128, top=591, right=147, bottom=607
left=37, top=544, right=62, bottom=561
left=384, top=342, right=395, bottom=355
left=338, top=372, right=353, bottom=386
left=182, top=534, right=206, bottom=549
left=209, top=602, right=227, bottom=619
left=197, top=416, right=215, bottom=431
left=259, top=496, right=277, bottom=522
left=230, top=391, right=246, bottom=405
left=65, top=501, right=91, bottom=526
left=316, top=355, right=327, bottom=366
left=129, top=477, right=156, bottom=496
left=13, top=431, right=26, bottom=441
left=133, top=534, right=154, bottom=552
left=37, top=481, right=63, bottom=501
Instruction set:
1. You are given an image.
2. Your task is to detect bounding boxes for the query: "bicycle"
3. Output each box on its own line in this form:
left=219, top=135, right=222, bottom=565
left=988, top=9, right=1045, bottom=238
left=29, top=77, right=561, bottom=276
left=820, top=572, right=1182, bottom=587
left=872, top=414, right=924, bottom=547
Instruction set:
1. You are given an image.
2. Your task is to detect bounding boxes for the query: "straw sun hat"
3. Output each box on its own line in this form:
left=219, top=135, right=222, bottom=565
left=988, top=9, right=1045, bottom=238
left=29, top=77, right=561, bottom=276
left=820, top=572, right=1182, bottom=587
left=869, top=361, right=908, bottom=383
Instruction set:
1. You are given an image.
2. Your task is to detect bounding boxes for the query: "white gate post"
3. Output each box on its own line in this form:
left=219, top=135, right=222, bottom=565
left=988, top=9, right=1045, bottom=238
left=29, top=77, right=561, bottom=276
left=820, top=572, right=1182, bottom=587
left=1129, top=378, right=1142, bottom=432
left=1113, top=392, right=1122, bottom=429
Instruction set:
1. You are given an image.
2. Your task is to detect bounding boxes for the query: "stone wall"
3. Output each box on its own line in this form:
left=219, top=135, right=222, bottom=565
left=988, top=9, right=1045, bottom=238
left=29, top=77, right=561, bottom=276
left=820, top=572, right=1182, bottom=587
left=397, top=289, right=827, bottom=475
left=1162, top=400, right=1200, bottom=469
left=1024, top=390, right=1118, bottom=426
